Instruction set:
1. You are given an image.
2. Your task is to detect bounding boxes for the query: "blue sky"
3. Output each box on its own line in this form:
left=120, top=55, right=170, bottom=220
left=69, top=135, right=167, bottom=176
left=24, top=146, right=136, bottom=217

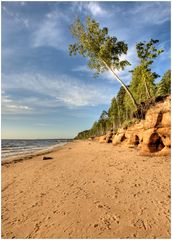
left=2, top=1, right=171, bottom=139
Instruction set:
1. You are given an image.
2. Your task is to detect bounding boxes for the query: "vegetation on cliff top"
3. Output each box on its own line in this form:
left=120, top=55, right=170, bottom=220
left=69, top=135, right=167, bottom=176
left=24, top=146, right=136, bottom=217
left=75, top=69, right=170, bottom=140
left=68, top=16, right=171, bottom=140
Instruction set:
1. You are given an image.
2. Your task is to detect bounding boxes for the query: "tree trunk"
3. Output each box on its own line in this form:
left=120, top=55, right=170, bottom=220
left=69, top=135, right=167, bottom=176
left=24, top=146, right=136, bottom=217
left=102, top=59, right=138, bottom=109
left=110, top=68, right=138, bottom=109
left=113, top=116, right=115, bottom=130
left=143, top=74, right=151, bottom=99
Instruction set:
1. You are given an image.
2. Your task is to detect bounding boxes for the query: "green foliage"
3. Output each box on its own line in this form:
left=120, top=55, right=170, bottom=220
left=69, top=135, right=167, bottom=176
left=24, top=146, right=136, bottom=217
left=156, top=70, right=171, bottom=96
left=75, top=66, right=170, bottom=140
left=69, top=17, right=130, bottom=75
left=136, top=39, right=164, bottom=66
left=69, top=16, right=138, bottom=108
left=99, top=110, right=109, bottom=121
left=98, top=110, right=109, bottom=135
left=108, top=97, right=119, bottom=129
left=116, top=86, right=130, bottom=123
left=135, top=39, right=163, bottom=100
left=75, top=110, right=112, bottom=139
left=124, top=65, right=156, bottom=112
left=124, top=39, right=163, bottom=114
left=74, top=38, right=169, bottom=140
left=75, top=130, right=91, bottom=139
left=89, top=121, right=99, bottom=136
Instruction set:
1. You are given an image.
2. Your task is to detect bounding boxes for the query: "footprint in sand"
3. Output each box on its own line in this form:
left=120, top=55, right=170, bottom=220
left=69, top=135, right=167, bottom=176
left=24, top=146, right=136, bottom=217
left=97, top=204, right=103, bottom=208
left=31, top=202, right=39, bottom=208
left=133, top=219, right=146, bottom=230
left=102, top=217, right=111, bottom=229
left=111, top=214, right=120, bottom=224
left=94, top=201, right=111, bottom=211
left=94, top=223, right=99, bottom=228
left=53, top=209, right=59, bottom=214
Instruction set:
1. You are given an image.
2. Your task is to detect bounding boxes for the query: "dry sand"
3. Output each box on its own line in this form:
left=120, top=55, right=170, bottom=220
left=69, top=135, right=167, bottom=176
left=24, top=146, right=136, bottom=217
left=2, top=140, right=170, bottom=239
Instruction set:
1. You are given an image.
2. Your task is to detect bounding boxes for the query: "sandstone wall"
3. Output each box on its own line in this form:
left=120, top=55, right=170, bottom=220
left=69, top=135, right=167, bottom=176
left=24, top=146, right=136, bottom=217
left=97, top=96, right=171, bottom=156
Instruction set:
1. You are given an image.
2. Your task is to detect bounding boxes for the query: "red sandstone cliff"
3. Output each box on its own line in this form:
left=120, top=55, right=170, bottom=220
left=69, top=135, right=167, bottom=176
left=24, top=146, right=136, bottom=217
left=97, top=96, right=171, bottom=156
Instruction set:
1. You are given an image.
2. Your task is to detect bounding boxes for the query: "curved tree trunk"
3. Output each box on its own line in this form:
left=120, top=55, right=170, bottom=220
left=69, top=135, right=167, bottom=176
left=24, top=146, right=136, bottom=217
left=111, top=69, right=138, bottom=109
left=102, top=59, right=138, bottom=109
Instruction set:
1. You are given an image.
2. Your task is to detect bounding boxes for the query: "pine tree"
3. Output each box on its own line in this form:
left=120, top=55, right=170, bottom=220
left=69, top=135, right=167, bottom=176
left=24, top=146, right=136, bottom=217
left=116, top=87, right=128, bottom=125
left=108, top=97, right=119, bottom=130
left=98, top=110, right=109, bottom=134
left=125, top=39, right=163, bottom=114
left=125, top=65, right=156, bottom=112
left=156, top=70, right=171, bottom=96
left=135, top=39, right=163, bottom=99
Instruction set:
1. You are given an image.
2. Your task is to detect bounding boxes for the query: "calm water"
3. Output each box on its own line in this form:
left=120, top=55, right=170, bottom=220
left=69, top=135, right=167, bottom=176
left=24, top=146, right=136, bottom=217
left=1, top=139, right=72, bottom=159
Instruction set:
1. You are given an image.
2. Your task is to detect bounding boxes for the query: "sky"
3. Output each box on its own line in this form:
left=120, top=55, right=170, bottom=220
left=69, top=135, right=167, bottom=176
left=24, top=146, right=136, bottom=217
left=1, top=1, right=171, bottom=139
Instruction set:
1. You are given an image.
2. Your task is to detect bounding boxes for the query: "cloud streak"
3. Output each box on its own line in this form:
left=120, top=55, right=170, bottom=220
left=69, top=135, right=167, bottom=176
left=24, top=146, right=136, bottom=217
left=71, top=2, right=107, bottom=17
left=2, top=4, right=30, bottom=28
left=130, top=2, right=170, bottom=25
left=85, top=2, right=107, bottom=17
left=2, top=73, right=114, bottom=114
left=32, top=9, right=70, bottom=50
left=2, top=93, right=32, bottom=115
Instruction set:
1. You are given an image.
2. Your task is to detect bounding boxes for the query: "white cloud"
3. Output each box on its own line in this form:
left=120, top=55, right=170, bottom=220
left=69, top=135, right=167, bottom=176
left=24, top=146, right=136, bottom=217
left=32, top=10, right=70, bottom=49
left=20, top=2, right=26, bottom=6
left=2, top=93, right=32, bottom=115
left=72, top=2, right=107, bottom=17
left=2, top=5, right=30, bottom=28
left=16, top=16, right=29, bottom=28
left=131, top=2, right=170, bottom=25
left=72, top=65, right=91, bottom=73
left=2, top=73, right=114, bottom=114
left=32, top=2, right=107, bottom=49
left=87, top=2, right=106, bottom=17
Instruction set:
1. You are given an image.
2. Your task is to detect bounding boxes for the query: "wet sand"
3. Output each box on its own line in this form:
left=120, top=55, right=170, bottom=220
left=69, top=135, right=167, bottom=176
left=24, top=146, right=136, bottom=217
left=2, top=140, right=170, bottom=238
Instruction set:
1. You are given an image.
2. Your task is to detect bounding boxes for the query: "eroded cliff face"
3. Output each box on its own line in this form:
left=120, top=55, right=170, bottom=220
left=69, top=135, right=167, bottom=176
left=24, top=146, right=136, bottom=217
left=96, top=96, right=171, bottom=156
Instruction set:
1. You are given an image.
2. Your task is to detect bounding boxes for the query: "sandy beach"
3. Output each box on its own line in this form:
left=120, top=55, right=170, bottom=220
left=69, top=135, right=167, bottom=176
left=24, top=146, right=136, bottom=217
left=2, top=140, right=170, bottom=239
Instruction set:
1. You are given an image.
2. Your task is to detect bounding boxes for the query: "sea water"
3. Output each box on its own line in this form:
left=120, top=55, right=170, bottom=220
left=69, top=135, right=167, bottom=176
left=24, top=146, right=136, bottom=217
left=1, top=139, right=72, bottom=159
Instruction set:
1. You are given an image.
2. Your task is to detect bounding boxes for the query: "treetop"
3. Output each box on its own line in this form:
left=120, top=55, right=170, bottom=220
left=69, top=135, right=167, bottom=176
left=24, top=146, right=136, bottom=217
left=69, top=16, right=130, bottom=75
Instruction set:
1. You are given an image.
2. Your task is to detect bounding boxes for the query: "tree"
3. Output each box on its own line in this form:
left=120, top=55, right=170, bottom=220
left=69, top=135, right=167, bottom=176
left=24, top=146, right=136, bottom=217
left=98, top=110, right=109, bottom=134
left=136, top=39, right=164, bottom=65
left=90, top=121, right=102, bottom=136
left=90, top=121, right=98, bottom=136
left=124, top=65, right=156, bottom=112
left=75, top=130, right=91, bottom=139
left=69, top=16, right=138, bottom=109
left=156, top=70, right=171, bottom=96
left=116, top=86, right=128, bottom=124
left=108, top=97, right=119, bottom=130
left=136, top=39, right=163, bottom=99
left=99, top=110, right=109, bottom=121
left=124, top=39, right=163, bottom=114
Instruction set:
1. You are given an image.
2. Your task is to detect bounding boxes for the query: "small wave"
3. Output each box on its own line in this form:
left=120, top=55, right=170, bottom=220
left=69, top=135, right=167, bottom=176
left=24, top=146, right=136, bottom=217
left=1, top=140, right=70, bottom=159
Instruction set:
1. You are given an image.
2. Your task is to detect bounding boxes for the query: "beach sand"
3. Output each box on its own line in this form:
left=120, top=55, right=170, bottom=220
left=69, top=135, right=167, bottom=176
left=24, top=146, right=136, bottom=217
left=2, top=140, right=170, bottom=239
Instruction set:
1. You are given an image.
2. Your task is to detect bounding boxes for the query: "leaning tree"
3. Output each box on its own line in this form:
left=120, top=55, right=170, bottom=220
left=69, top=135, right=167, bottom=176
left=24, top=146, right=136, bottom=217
left=68, top=17, right=138, bottom=109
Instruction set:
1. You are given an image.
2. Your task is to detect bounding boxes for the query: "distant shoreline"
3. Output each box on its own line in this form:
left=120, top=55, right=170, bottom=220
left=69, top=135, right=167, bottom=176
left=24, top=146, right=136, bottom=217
left=1, top=141, right=71, bottom=166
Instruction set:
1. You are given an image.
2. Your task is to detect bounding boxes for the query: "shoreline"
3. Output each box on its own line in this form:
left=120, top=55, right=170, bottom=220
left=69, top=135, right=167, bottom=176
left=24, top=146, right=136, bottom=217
left=2, top=140, right=170, bottom=238
left=1, top=141, right=72, bottom=166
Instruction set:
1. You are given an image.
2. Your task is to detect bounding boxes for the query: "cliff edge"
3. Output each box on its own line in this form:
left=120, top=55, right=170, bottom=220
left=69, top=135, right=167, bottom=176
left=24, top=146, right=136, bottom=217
left=96, top=95, right=171, bottom=156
